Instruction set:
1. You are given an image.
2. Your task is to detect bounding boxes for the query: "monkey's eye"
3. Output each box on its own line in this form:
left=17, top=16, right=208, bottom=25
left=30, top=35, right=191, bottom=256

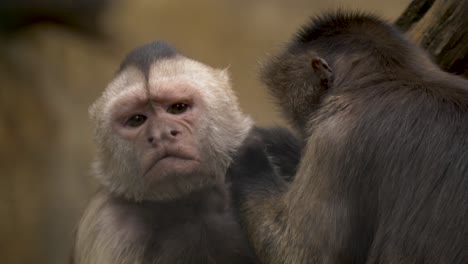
left=126, top=114, right=147, bottom=127
left=167, top=103, right=189, bottom=115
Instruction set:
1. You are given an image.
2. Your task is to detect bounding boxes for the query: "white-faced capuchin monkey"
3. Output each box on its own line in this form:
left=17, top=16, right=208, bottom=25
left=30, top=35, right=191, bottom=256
left=72, top=41, right=302, bottom=264
left=228, top=11, right=468, bottom=264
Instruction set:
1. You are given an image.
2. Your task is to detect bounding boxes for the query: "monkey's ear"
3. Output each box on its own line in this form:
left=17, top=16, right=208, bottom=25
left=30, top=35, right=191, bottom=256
left=311, top=57, right=334, bottom=90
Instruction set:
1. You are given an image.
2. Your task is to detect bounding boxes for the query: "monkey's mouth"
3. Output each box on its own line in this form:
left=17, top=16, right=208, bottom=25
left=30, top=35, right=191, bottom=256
left=144, top=151, right=200, bottom=177
left=157, top=154, right=192, bottom=162
left=156, top=151, right=197, bottom=162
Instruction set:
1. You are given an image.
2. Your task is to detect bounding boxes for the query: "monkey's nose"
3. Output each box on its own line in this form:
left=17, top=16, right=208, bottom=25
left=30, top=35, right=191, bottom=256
left=147, top=129, right=179, bottom=144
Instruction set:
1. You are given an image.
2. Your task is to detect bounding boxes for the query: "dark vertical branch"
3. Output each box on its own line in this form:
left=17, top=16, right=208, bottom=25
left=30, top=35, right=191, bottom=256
left=395, top=0, right=435, bottom=31
left=396, top=0, right=468, bottom=76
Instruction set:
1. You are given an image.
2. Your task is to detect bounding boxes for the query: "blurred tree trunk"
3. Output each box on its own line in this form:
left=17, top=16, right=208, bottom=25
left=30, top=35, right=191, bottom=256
left=0, top=44, right=57, bottom=263
left=396, top=0, right=468, bottom=76
left=0, top=2, right=110, bottom=264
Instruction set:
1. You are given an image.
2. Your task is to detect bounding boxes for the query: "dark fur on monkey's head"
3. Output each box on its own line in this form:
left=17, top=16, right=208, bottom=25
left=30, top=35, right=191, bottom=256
left=261, top=11, right=439, bottom=136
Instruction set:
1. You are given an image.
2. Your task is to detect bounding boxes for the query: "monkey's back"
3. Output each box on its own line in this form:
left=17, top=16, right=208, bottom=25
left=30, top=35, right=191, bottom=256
left=319, top=76, right=468, bottom=263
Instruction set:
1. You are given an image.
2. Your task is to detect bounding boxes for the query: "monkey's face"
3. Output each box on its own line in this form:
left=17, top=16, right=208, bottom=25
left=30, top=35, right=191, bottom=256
left=89, top=57, right=253, bottom=201
left=111, top=80, right=204, bottom=184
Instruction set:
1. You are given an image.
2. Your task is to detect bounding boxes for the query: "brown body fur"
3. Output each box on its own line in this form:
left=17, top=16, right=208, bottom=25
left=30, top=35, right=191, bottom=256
left=229, top=11, right=468, bottom=264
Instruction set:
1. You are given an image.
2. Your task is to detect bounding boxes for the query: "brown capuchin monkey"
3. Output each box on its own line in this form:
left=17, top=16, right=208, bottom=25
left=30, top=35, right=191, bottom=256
left=229, top=11, right=468, bottom=264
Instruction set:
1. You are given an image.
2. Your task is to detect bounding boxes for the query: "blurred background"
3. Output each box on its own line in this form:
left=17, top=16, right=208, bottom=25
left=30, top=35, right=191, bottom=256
left=0, top=1, right=410, bottom=263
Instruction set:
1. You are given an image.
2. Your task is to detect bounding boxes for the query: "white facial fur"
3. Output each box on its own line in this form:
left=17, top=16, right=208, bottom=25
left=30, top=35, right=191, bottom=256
left=89, top=55, right=253, bottom=201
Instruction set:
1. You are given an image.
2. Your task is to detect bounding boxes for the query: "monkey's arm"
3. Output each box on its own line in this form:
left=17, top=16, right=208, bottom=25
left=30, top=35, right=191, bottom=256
left=228, top=130, right=285, bottom=203
left=228, top=136, right=302, bottom=263
left=251, top=126, right=303, bottom=181
left=229, top=129, right=354, bottom=264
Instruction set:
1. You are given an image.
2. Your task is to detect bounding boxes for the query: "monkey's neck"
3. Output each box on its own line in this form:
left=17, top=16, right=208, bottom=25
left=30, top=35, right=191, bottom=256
left=110, top=184, right=228, bottom=217
left=162, top=184, right=228, bottom=213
